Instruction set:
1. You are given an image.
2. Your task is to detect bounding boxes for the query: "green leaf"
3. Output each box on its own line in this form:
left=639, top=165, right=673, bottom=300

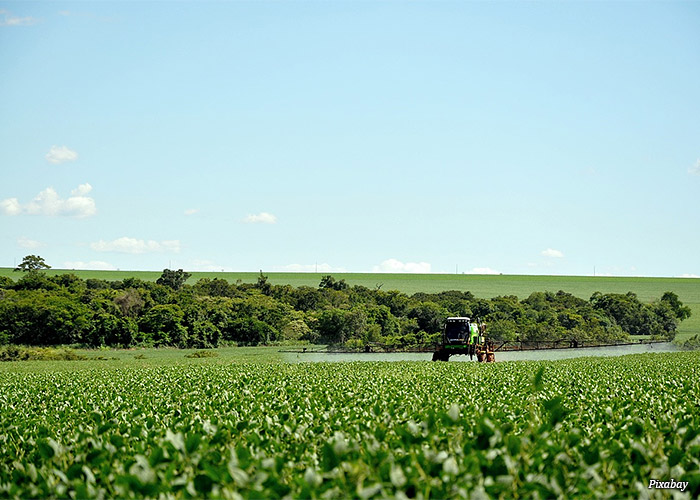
left=194, top=474, right=214, bottom=494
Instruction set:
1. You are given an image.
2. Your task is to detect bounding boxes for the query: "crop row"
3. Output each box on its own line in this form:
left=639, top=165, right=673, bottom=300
left=1, top=353, right=699, bottom=498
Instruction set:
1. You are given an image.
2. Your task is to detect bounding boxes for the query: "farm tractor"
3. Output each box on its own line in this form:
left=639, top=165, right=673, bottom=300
left=432, top=317, right=495, bottom=362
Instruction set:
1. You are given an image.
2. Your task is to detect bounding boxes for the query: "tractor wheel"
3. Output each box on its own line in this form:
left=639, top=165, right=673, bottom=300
left=432, top=350, right=450, bottom=362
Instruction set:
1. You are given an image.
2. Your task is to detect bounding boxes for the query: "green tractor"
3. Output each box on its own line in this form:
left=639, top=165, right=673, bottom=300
left=432, top=317, right=495, bottom=362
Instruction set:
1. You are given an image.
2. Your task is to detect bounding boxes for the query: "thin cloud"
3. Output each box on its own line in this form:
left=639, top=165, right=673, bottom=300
left=689, top=159, right=700, bottom=176
left=372, top=258, right=431, bottom=274
left=0, top=9, right=38, bottom=26
left=541, top=248, right=564, bottom=258
left=63, top=260, right=117, bottom=271
left=243, top=212, right=277, bottom=224
left=184, top=208, right=199, bottom=216
left=17, top=236, right=44, bottom=249
left=0, top=184, right=96, bottom=218
left=46, top=145, right=78, bottom=164
left=90, top=237, right=181, bottom=254
left=677, top=273, right=700, bottom=279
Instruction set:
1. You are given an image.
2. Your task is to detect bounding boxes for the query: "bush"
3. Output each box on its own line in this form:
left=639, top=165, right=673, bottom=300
left=675, top=335, right=700, bottom=351
left=0, top=346, right=88, bottom=361
left=185, top=350, right=219, bottom=358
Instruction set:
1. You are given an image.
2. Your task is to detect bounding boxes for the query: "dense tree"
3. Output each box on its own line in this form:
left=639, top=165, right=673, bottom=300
left=138, top=304, right=188, bottom=347
left=156, top=268, right=192, bottom=291
left=13, top=272, right=58, bottom=291
left=0, top=269, right=690, bottom=349
left=319, top=275, right=349, bottom=291
left=256, top=271, right=272, bottom=296
left=661, top=291, right=692, bottom=321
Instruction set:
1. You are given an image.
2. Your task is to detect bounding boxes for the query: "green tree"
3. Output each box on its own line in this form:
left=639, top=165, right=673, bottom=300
left=138, top=304, right=188, bottom=347
left=408, top=302, right=448, bottom=335
left=315, top=308, right=351, bottom=344
left=660, top=292, right=692, bottom=321
left=226, top=318, right=276, bottom=345
left=156, top=269, right=192, bottom=291
left=14, top=255, right=51, bottom=273
left=319, top=275, right=349, bottom=291
left=0, top=291, right=93, bottom=345
left=256, top=271, right=272, bottom=295
left=0, top=276, right=14, bottom=289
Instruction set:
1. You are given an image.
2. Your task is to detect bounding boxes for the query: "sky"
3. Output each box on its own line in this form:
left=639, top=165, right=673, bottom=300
left=1, top=1, right=699, bottom=277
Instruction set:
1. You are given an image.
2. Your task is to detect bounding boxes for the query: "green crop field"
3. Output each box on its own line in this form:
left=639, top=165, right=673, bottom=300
left=2, top=268, right=699, bottom=339
left=1, top=352, right=699, bottom=498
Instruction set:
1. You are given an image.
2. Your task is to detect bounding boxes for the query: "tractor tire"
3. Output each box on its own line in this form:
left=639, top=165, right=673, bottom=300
left=432, top=350, right=450, bottom=362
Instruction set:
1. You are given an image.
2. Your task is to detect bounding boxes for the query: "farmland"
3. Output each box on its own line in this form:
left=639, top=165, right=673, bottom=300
left=1, top=352, right=699, bottom=498
left=1, top=268, right=698, bottom=340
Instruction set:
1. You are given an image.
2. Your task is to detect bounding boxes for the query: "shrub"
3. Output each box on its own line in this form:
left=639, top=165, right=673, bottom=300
left=184, top=350, right=219, bottom=358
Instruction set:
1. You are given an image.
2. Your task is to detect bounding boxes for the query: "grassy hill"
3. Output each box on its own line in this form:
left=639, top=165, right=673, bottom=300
left=2, top=268, right=698, bottom=339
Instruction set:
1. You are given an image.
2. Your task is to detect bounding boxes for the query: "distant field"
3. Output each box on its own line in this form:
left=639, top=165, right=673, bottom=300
left=2, top=268, right=699, bottom=339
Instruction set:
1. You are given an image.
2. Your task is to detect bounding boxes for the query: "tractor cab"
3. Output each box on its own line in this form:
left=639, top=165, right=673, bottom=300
left=444, top=317, right=481, bottom=345
left=444, top=317, right=471, bottom=344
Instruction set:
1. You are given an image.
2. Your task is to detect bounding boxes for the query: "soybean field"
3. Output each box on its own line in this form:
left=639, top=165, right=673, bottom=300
left=1, top=352, right=699, bottom=498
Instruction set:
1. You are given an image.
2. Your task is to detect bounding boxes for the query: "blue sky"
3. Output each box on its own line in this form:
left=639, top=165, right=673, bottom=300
left=1, top=1, right=699, bottom=277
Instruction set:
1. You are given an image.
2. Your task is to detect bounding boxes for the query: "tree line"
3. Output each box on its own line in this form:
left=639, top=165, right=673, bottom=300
left=0, top=257, right=691, bottom=349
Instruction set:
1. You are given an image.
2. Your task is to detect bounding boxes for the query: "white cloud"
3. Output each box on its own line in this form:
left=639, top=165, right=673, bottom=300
left=243, top=212, right=277, bottom=224
left=0, top=198, right=22, bottom=215
left=677, top=273, right=700, bottom=279
left=45, top=145, right=78, bottom=164
left=275, top=263, right=348, bottom=273
left=464, top=267, right=500, bottom=275
left=63, top=260, right=117, bottom=271
left=184, top=208, right=199, bottom=215
left=0, top=9, right=38, bottom=26
left=71, top=183, right=92, bottom=196
left=541, top=248, right=564, bottom=258
left=689, top=159, right=700, bottom=176
left=372, top=258, right=431, bottom=274
left=17, top=236, right=44, bottom=249
left=0, top=184, right=96, bottom=217
left=91, top=237, right=181, bottom=254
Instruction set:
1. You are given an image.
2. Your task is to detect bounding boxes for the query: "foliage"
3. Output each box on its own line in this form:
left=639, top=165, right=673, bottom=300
left=319, top=275, right=349, bottom=291
left=0, top=353, right=699, bottom=497
left=14, top=255, right=51, bottom=273
left=0, top=271, right=691, bottom=349
left=0, top=345, right=87, bottom=361
left=138, top=305, right=188, bottom=347
left=184, top=350, right=219, bottom=358
left=675, top=334, right=700, bottom=351
left=156, top=269, right=192, bottom=291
